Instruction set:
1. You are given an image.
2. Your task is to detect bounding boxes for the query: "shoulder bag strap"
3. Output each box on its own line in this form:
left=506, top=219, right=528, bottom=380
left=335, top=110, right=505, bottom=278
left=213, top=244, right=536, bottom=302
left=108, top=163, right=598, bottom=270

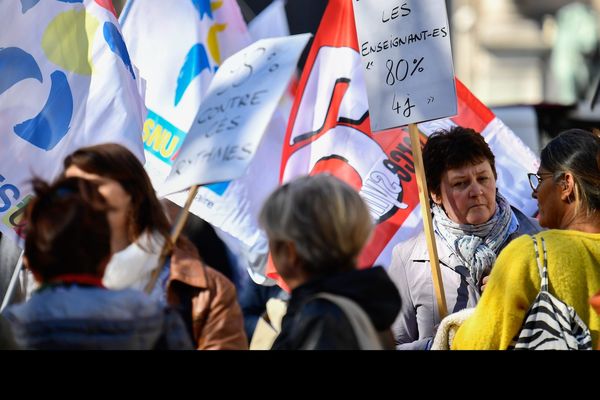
left=531, top=235, right=549, bottom=291
left=313, top=292, right=383, bottom=350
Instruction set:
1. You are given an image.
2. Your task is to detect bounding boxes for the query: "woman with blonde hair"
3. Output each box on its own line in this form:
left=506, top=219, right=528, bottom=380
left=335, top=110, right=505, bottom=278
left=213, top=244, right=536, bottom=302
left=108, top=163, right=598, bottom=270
left=260, top=174, right=401, bottom=350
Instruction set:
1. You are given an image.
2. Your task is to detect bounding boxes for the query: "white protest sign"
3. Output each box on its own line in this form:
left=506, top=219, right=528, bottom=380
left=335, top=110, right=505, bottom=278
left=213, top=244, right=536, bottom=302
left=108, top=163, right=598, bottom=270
left=160, top=33, right=311, bottom=196
left=352, top=0, right=457, bottom=130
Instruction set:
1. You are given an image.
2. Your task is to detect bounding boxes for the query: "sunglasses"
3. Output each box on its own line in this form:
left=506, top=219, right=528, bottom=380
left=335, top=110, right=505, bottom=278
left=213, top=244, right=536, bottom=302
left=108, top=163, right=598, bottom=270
left=527, top=172, right=553, bottom=191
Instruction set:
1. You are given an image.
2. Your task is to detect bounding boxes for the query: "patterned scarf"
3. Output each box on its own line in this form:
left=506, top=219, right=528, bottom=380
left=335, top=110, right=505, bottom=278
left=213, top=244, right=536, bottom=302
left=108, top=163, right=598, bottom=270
left=432, top=193, right=517, bottom=289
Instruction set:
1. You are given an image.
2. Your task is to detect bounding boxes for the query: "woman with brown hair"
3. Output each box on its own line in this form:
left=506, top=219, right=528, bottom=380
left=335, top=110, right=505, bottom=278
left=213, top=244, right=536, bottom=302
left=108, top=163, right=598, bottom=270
left=388, top=126, right=540, bottom=350
left=63, top=143, right=247, bottom=350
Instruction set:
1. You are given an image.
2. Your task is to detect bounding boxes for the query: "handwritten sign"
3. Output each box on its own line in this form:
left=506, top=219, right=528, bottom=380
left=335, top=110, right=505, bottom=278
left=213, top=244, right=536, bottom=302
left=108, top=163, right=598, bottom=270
left=160, top=33, right=311, bottom=196
left=352, top=0, right=457, bottom=130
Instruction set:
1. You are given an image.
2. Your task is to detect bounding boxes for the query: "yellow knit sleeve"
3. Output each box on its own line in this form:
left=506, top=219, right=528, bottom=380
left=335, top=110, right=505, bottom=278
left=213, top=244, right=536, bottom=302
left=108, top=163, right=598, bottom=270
left=451, top=234, right=541, bottom=350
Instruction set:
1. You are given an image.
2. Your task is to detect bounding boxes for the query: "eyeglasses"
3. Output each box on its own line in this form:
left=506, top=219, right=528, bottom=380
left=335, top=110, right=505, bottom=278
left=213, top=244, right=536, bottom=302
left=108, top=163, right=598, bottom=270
left=527, top=172, right=553, bottom=191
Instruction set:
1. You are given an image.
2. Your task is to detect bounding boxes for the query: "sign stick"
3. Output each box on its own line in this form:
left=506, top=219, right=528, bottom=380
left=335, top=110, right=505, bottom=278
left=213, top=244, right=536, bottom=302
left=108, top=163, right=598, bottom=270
left=408, top=123, right=447, bottom=319
left=145, top=185, right=199, bottom=294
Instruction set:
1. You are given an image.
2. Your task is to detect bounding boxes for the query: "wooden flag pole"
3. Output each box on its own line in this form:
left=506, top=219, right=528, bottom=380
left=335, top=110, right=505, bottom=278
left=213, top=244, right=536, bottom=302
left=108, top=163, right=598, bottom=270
left=144, top=185, right=199, bottom=294
left=408, top=123, right=447, bottom=319
left=169, top=185, right=200, bottom=244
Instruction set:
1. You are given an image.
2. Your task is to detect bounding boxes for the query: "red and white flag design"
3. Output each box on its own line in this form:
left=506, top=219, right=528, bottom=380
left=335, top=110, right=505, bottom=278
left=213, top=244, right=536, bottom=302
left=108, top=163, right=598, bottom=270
left=267, top=0, right=538, bottom=287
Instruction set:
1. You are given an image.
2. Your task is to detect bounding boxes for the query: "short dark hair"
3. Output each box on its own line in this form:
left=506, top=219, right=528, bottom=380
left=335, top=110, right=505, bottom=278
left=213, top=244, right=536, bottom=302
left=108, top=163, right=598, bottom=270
left=63, top=143, right=171, bottom=252
left=423, top=126, right=497, bottom=197
left=541, top=128, right=600, bottom=213
left=24, top=177, right=111, bottom=282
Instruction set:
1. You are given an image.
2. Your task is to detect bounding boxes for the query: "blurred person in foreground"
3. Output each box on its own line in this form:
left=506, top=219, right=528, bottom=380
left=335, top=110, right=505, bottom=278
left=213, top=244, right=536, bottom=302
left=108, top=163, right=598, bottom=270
left=2, top=177, right=192, bottom=349
left=260, top=174, right=401, bottom=350
left=63, top=143, right=247, bottom=350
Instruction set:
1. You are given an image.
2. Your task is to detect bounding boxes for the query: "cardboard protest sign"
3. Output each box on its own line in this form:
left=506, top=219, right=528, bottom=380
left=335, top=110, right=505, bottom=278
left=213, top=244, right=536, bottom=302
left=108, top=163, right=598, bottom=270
left=352, top=0, right=457, bottom=130
left=160, top=33, right=310, bottom=196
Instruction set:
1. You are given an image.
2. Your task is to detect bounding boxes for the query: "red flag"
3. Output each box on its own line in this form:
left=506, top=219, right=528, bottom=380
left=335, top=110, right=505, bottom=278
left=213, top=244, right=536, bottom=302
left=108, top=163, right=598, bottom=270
left=268, top=0, right=538, bottom=288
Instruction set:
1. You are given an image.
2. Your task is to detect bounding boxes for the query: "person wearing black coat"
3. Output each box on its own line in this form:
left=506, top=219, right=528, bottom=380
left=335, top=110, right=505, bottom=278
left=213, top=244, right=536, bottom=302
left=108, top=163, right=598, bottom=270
left=259, top=174, right=401, bottom=350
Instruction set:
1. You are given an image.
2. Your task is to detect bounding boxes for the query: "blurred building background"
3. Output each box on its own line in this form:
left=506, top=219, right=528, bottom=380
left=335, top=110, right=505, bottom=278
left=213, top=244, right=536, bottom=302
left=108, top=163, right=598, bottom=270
left=452, top=0, right=600, bottom=106
left=449, top=0, right=600, bottom=152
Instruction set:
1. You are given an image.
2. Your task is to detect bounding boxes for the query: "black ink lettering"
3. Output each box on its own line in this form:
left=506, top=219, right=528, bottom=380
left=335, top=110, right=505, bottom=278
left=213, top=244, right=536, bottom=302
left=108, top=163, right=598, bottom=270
left=386, top=60, right=395, bottom=86
left=242, top=143, right=253, bottom=155
left=197, top=107, right=219, bottom=124
left=216, top=118, right=228, bottom=135
left=382, top=4, right=409, bottom=22
left=224, top=145, right=238, bottom=161
left=361, top=42, right=369, bottom=56
left=251, top=90, right=267, bottom=105
left=400, top=2, right=411, bottom=16
left=382, top=9, right=390, bottom=23
left=403, top=97, right=415, bottom=118
left=396, top=59, right=409, bottom=82
left=392, top=93, right=401, bottom=113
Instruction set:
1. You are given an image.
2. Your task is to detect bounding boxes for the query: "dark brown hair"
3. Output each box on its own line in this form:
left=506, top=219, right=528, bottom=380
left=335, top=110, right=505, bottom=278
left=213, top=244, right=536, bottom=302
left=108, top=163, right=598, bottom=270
left=423, top=126, right=497, bottom=198
left=25, top=177, right=110, bottom=281
left=63, top=143, right=171, bottom=250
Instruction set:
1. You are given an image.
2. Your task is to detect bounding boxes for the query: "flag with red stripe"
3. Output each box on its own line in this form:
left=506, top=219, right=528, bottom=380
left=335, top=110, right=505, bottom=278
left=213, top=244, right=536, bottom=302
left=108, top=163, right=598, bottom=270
left=268, top=0, right=538, bottom=287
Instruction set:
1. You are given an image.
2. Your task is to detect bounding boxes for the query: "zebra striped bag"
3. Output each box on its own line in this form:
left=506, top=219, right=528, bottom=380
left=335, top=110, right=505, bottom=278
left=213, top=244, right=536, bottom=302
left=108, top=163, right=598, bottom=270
left=509, top=236, right=593, bottom=350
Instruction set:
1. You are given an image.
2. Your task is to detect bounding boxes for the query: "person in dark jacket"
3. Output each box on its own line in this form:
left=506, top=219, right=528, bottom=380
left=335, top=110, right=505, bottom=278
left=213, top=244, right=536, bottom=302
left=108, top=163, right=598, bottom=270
left=259, top=174, right=401, bottom=350
left=0, top=314, right=19, bottom=350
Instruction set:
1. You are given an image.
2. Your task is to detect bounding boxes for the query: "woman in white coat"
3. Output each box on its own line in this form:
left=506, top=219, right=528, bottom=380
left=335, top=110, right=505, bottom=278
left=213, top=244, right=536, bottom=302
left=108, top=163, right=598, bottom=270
left=388, top=126, right=540, bottom=350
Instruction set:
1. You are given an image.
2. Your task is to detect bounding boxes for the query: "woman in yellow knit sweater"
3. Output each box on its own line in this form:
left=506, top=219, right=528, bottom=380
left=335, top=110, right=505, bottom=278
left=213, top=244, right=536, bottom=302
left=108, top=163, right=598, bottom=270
left=452, top=129, right=600, bottom=349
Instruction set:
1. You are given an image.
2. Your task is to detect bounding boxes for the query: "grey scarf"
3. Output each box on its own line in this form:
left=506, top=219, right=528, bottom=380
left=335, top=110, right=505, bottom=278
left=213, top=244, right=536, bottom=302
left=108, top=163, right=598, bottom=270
left=432, top=193, right=517, bottom=289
